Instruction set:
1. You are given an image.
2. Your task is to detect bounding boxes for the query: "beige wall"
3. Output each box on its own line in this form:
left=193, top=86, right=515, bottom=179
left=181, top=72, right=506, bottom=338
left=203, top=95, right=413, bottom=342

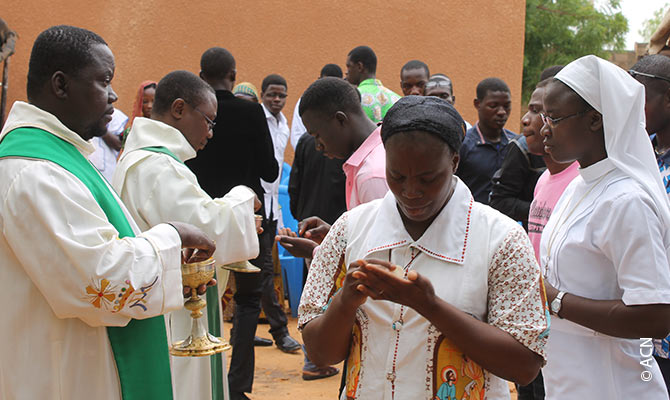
left=2, top=0, right=526, bottom=161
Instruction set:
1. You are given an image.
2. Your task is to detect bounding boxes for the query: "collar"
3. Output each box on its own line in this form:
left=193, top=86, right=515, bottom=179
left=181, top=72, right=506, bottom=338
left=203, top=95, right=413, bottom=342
left=344, top=126, right=382, bottom=168
left=363, top=177, right=473, bottom=264
left=579, top=157, right=616, bottom=184
left=0, top=101, right=96, bottom=156
left=359, top=78, right=383, bottom=88
left=122, top=117, right=196, bottom=162
left=473, top=122, right=512, bottom=146
left=261, top=103, right=287, bottom=125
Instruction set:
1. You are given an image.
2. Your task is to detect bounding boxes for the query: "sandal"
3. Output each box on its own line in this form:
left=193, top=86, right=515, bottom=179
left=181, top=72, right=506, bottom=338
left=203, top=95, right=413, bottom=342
left=302, top=366, right=340, bottom=381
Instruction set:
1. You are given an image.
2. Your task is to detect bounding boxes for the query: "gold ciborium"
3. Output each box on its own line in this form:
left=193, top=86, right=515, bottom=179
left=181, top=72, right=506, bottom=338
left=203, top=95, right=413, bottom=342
left=170, top=258, right=232, bottom=357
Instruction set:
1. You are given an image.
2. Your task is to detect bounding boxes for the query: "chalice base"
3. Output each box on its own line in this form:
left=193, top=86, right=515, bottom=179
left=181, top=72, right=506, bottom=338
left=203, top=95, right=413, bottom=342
left=222, top=260, right=261, bottom=273
left=170, top=333, right=232, bottom=357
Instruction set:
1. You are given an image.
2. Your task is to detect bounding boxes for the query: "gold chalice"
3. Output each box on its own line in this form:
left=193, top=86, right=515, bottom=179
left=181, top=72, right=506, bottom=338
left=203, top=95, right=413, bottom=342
left=170, top=258, right=231, bottom=357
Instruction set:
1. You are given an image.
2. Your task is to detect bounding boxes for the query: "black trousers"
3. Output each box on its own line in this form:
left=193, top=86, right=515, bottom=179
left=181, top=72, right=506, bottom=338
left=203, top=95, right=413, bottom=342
left=228, top=218, right=288, bottom=394
left=517, top=370, right=545, bottom=400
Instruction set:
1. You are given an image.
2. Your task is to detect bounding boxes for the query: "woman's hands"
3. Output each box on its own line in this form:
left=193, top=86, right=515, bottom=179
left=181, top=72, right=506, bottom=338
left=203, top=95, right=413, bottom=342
left=343, top=259, right=437, bottom=313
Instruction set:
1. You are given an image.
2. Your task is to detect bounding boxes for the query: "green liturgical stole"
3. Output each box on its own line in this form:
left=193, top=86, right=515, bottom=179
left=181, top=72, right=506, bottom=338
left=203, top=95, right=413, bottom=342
left=0, top=127, right=173, bottom=399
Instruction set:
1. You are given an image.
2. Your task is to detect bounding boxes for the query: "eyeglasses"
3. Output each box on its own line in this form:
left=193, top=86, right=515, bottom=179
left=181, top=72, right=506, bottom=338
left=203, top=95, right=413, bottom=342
left=629, top=69, right=670, bottom=84
left=425, top=80, right=452, bottom=90
left=186, top=102, right=216, bottom=131
left=540, top=110, right=590, bottom=128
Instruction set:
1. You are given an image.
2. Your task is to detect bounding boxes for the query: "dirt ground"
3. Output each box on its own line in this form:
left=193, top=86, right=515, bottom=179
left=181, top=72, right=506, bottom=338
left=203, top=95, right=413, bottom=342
left=231, top=316, right=343, bottom=399
left=228, top=316, right=518, bottom=400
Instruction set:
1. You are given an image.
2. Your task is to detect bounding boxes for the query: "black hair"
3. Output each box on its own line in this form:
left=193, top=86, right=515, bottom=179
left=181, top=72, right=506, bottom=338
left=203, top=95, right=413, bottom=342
left=27, top=25, right=107, bottom=101
left=427, top=74, right=454, bottom=93
left=200, top=47, right=236, bottom=81
left=539, top=65, right=564, bottom=82
left=299, top=77, right=362, bottom=117
left=632, top=55, right=670, bottom=94
left=476, top=77, right=510, bottom=100
left=320, top=63, right=343, bottom=78
left=401, top=60, right=430, bottom=78
left=261, top=74, right=287, bottom=92
left=381, top=96, right=464, bottom=154
left=153, top=70, right=215, bottom=116
left=348, top=45, right=377, bottom=74
left=535, top=66, right=564, bottom=89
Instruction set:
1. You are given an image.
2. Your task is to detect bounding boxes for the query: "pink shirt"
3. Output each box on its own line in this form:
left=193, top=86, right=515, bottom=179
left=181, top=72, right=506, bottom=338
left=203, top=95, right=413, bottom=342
left=528, top=162, right=580, bottom=264
left=342, top=126, right=389, bottom=210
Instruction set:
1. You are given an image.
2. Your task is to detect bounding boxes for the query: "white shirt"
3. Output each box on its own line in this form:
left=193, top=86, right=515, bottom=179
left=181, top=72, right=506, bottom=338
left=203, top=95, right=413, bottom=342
left=300, top=179, right=548, bottom=400
left=260, top=104, right=290, bottom=223
left=113, top=117, right=259, bottom=400
left=89, top=108, right=128, bottom=181
left=0, top=102, right=183, bottom=400
left=290, top=97, right=306, bottom=150
left=540, top=158, right=670, bottom=399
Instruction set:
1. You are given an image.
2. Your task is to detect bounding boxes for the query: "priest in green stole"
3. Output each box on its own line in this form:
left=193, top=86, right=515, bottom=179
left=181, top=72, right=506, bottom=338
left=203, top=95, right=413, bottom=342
left=112, top=70, right=261, bottom=400
left=0, top=25, right=216, bottom=399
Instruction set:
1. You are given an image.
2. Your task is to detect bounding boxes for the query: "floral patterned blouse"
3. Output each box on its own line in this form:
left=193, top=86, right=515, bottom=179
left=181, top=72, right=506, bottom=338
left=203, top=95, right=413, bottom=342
left=299, top=179, right=549, bottom=400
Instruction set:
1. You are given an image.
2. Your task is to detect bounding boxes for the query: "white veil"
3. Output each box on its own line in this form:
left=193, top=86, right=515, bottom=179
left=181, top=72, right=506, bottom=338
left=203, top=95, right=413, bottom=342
left=555, top=55, right=670, bottom=227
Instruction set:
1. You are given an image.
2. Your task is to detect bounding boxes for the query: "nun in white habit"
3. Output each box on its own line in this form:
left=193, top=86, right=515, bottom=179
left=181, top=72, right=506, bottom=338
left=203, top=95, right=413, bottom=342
left=539, top=54, right=670, bottom=399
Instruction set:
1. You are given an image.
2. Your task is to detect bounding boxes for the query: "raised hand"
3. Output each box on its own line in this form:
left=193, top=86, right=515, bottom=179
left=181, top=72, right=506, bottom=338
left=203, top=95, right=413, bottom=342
left=275, top=227, right=318, bottom=258
left=298, top=216, right=331, bottom=244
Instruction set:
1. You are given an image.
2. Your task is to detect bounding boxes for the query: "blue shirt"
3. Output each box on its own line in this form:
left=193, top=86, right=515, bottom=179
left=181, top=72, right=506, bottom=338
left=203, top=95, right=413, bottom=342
left=456, top=123, right=518, bottom=204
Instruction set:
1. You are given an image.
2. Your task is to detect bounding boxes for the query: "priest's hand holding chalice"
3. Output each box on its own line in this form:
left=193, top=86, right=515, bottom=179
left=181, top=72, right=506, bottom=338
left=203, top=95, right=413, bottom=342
left=167, top=221, right=229, bottom=357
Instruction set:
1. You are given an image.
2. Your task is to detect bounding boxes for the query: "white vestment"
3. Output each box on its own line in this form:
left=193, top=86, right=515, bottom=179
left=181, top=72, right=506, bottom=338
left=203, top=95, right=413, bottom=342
left=113, top=117, right=259, bottom=400
left=0, top=102, right=183, bottom=399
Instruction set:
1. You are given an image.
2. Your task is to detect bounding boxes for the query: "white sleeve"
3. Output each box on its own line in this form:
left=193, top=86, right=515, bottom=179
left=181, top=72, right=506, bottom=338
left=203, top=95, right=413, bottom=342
left=290, top=99, right=306, bottom=150
left=298, top=213, right=349, bottom=330
left=1, top=161, right=183, bottom=327
left=135, top=156, right=259, bottom=265
left=593, top=191, right=670, bottom=305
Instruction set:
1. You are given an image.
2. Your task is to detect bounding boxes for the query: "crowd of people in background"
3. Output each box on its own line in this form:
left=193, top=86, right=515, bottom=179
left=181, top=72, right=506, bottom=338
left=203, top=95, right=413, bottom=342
left=3, top=23, right=670, bottom=400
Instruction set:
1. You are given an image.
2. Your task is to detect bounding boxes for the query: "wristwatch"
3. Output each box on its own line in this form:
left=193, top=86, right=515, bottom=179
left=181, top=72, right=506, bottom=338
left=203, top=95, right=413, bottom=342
left=550, top=291, right=566, bottom=318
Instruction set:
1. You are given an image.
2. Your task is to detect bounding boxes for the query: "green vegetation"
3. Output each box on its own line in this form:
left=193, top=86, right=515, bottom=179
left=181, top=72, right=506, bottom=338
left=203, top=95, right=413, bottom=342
left=523, top=0, right=628, bottom=102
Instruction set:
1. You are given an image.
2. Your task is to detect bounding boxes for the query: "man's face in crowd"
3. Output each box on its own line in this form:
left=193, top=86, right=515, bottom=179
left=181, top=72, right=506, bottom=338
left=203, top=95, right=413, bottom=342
left=345, top=56, right=363, bottom=86
left=522, top=87, right=547, bottom=156
left=633, top=75, right=670, bottom=135
left=425, top=80, right=455, bottom=105
left=182, top=91, right=217, bottom=152
left=474, top=90, right=511, bottom=132
left=400, top=68, right=428, bottom=96
left=262, top=84, right=287, bottom=116
left=301, top=109, right=351, bottom=159
left=67, top=43, right=118, bottom=140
